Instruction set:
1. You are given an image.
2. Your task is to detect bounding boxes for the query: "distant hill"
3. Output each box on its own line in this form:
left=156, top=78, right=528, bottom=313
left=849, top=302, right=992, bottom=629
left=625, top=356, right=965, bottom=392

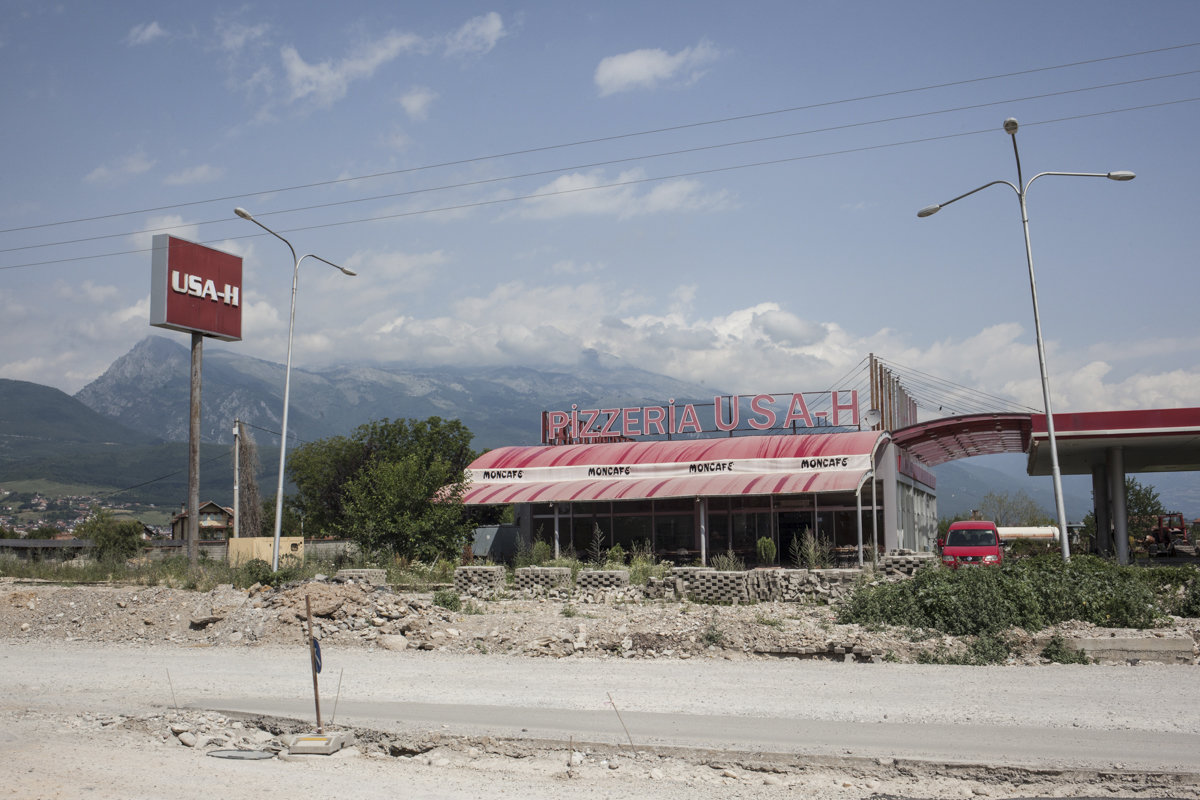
left=932, top=453, right=1093, bottom=522
left=0, top=378, right=160, bottom=457
left=74, top=336, right=724, bottom=450
left=1, top=340, right=1192, bottom=517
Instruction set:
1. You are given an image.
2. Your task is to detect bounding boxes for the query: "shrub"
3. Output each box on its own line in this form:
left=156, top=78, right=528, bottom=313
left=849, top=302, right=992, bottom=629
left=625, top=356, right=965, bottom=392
left=756, top=536, right=777, bottom=565
left=587, top=524, right=607, bottom=567
left=1041, top=634, right=1091, bottom=664
left=530, top=540, right=553, bottom=565
left=791, top=528, right=833, bottom=569
left=605, top=543, right=627, bottom=566
left=709, top=551, right=744, bottom=572
left=841, top=555, right=1170, bottom=635
left=240, top=558, right=274, bottom=587
left=433, top=589, right=461, bottom=612
left=700, top=611, right=725, bottom=646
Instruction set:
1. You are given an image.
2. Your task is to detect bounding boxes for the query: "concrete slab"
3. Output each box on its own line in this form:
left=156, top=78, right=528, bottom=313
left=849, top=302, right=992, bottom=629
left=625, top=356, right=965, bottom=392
left=1069, top=633, right=1196, bottom=665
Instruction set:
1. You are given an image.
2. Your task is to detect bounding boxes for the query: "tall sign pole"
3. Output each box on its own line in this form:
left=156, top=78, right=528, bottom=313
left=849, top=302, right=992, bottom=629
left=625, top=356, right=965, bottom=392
left=150, top=235, right=243, bottom=572
left=188, top=333, right=202, bottom=569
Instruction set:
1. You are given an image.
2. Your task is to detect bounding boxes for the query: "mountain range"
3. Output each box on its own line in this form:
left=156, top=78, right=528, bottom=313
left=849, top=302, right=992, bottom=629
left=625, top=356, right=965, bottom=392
left=1, top=335, right=1192, bottom=518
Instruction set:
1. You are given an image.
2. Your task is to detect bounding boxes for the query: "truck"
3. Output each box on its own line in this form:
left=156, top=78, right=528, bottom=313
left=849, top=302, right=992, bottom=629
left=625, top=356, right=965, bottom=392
left=1146, top=513, right=1196, bottom=557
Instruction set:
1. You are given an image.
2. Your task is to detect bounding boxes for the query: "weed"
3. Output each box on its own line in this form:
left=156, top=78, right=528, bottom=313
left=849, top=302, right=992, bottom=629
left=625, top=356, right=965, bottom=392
left=709, top=550, right=744, bottom=572
left=462, top=600, right=486, bottom=615
left=791, top=528, right=833, bottom=569
left=587, top=524, right=607, bottom=567
left=432, top=589, right=461, bottom=612
left=700, top=610, right=725, bottom=647
left=754, top=613, right=782, bottom=628
left=561, top=604, right=578, bottom=618
left=1041, top=634, right=1091, bottom=664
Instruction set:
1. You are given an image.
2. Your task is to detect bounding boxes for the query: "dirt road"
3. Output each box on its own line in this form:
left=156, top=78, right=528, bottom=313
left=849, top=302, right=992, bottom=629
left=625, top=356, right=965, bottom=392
left=3, top=640, right=1199, bottom=799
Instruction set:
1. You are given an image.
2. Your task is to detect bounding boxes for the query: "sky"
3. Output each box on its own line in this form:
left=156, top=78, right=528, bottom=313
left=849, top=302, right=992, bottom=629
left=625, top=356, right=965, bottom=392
left=2, top=1, right=1198, bottom=423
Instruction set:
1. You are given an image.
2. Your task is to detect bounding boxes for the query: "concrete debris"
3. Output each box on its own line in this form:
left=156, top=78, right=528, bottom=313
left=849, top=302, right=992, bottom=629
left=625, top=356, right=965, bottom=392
left=1, top=576, right=1197, bottom=665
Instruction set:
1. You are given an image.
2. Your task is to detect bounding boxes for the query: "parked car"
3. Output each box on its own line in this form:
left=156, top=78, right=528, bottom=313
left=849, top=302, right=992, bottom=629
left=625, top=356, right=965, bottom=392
left=940, top=520, right=1003, bottom=568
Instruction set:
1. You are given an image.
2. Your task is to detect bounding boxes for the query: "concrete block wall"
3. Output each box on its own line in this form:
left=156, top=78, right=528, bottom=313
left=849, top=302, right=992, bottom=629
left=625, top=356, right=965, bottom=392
left=670, top=566, right=715, bottom=594
left=453, top=565, right=506, bottom=596
left=334, top=568, right=388, bottom=585
left=689, top=570, right=750, bottom=604
left=575, top=569, right=629, bottom=591
left=880, top=550, right=937, bottom=576
left=514, top=566, right=573, bottom=593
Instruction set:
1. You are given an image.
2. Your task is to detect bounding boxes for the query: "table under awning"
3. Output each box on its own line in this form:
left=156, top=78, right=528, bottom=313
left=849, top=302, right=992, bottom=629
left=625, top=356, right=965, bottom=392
left=460, top=431, right=888, bottom=505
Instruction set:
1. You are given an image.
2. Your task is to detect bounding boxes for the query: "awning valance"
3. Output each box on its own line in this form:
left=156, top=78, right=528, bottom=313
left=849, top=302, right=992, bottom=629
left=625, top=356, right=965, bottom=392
left=460, top=431, right=887, bottom=505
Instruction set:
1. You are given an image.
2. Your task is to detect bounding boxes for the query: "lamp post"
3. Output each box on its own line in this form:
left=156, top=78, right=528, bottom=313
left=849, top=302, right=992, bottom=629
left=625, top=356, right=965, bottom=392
left=234, top=207, right=356, bottom=571
left=917, top=118, right=1134, bottom=561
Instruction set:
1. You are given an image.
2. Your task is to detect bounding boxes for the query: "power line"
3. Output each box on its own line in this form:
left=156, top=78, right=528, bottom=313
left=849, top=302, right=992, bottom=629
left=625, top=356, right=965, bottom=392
left=3, top=41, right=1195, bottom=236
left=8, top=69, right=1196, bottom=258
left=98, top=451, right=230, bottom=499
left=3, top=96, right=1195, bottom=273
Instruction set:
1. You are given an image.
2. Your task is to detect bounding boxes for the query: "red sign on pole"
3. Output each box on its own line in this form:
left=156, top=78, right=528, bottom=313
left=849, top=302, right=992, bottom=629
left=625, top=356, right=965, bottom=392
left=150, top=235, right=243, bottom=341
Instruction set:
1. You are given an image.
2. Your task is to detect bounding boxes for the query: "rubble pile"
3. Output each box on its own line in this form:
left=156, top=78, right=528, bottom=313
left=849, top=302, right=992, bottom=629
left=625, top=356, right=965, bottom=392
left=2, top=575, right=1198, bottom=664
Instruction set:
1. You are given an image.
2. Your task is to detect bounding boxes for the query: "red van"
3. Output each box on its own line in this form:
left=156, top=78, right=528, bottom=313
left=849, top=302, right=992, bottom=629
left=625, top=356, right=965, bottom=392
left=940, top=521, right=1003, bottom=568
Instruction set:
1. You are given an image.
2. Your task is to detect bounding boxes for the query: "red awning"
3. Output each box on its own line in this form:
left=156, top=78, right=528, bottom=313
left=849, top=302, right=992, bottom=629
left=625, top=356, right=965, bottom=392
left=460, top=431, right=886, bottom=505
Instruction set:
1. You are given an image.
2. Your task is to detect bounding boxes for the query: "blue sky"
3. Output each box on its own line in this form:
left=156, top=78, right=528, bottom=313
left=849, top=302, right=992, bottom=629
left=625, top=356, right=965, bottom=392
left=2, top=1, right=1198, bottom=422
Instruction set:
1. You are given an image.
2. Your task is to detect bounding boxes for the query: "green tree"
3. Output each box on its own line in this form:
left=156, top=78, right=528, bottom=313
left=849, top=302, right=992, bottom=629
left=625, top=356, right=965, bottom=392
left=334, top=453, right=473, bottom=560
left=286, top=417, right=476, bottom=537
left=1079, top=476, right=1168, bottom=552
left=0, top=524, right=20, bottom=539
left=285, top=417, right=478, bottom=558
left=978, top=491, right=1052, bottom=527
left=259, top=498, right=302, bottom=538
left=75, top=508, right=144, bottom=562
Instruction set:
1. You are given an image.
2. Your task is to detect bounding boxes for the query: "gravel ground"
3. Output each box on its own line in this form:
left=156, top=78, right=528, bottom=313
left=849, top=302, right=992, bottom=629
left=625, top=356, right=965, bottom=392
left=6, top=575, right=1198, bottom=664
left=4, top=576, right=1200, bottom=799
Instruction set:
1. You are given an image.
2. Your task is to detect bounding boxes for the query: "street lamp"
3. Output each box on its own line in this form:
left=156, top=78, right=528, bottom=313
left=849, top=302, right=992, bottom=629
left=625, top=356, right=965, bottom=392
left=234, top=207, right=356, bottom=571
left=917, top=118, right=1134, bottom=561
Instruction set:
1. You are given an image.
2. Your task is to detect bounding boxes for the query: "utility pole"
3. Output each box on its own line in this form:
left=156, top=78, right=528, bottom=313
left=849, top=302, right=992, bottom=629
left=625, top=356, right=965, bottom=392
left=232, top=418, right=240, bottom=539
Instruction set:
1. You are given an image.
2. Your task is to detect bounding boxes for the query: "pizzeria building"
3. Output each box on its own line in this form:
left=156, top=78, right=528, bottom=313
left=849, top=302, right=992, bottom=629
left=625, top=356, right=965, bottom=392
left=459, top=390, right=938, bottom=565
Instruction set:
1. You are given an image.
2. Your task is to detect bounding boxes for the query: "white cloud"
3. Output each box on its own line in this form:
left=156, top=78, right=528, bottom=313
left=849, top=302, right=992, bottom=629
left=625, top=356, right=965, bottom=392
left=399, top=86, right=437, bottom=120
left=282, top=31, right=425, bottom=108
left=515, top=169, right=730, bottom=220
left=164, top=164, right=225, bottom=186
left=84, top=151, right=155, bottom=184
left=595, top=39, right=719, bottom=96
left=217, top=19, right=269, bottom=54
left=125, top=21, right=166, bottom=46
left=445, top=12, right=506, bottom=56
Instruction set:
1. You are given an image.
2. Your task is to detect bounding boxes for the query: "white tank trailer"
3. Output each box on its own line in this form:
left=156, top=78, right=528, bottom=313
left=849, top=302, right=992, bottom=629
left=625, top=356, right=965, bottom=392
left=997, top=526, right=1060, bottom=542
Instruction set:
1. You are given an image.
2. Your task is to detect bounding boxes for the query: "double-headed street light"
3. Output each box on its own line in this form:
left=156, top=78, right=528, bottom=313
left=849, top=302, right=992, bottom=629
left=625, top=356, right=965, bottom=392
left=234, top=207, right=356, bottom=571
left=917, top=118, right=1134, bottom=561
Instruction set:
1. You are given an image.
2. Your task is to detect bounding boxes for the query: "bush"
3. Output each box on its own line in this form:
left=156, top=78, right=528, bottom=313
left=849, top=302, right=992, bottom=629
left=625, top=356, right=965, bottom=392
left=240, top=558, right=274, bottom=586
left=1041, top=634, right=1091, bottom=664
left=841, top=555, right=1170, bottom=635
left=531, top=540, right=553, bottom=565
left=605, top=543, right=627, bottom=566
left=791, top=529, right=833, bottom=569
left=433, top=589, right=461, bottom=612
left=709, top=551, right=744, bottom=572
left=756, top=536, right=777, bottom=565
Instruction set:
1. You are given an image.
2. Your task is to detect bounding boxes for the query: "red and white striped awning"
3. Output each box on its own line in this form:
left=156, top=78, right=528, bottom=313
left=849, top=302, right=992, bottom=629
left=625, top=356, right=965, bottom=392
left=460, top=431, right=887, bottom=505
